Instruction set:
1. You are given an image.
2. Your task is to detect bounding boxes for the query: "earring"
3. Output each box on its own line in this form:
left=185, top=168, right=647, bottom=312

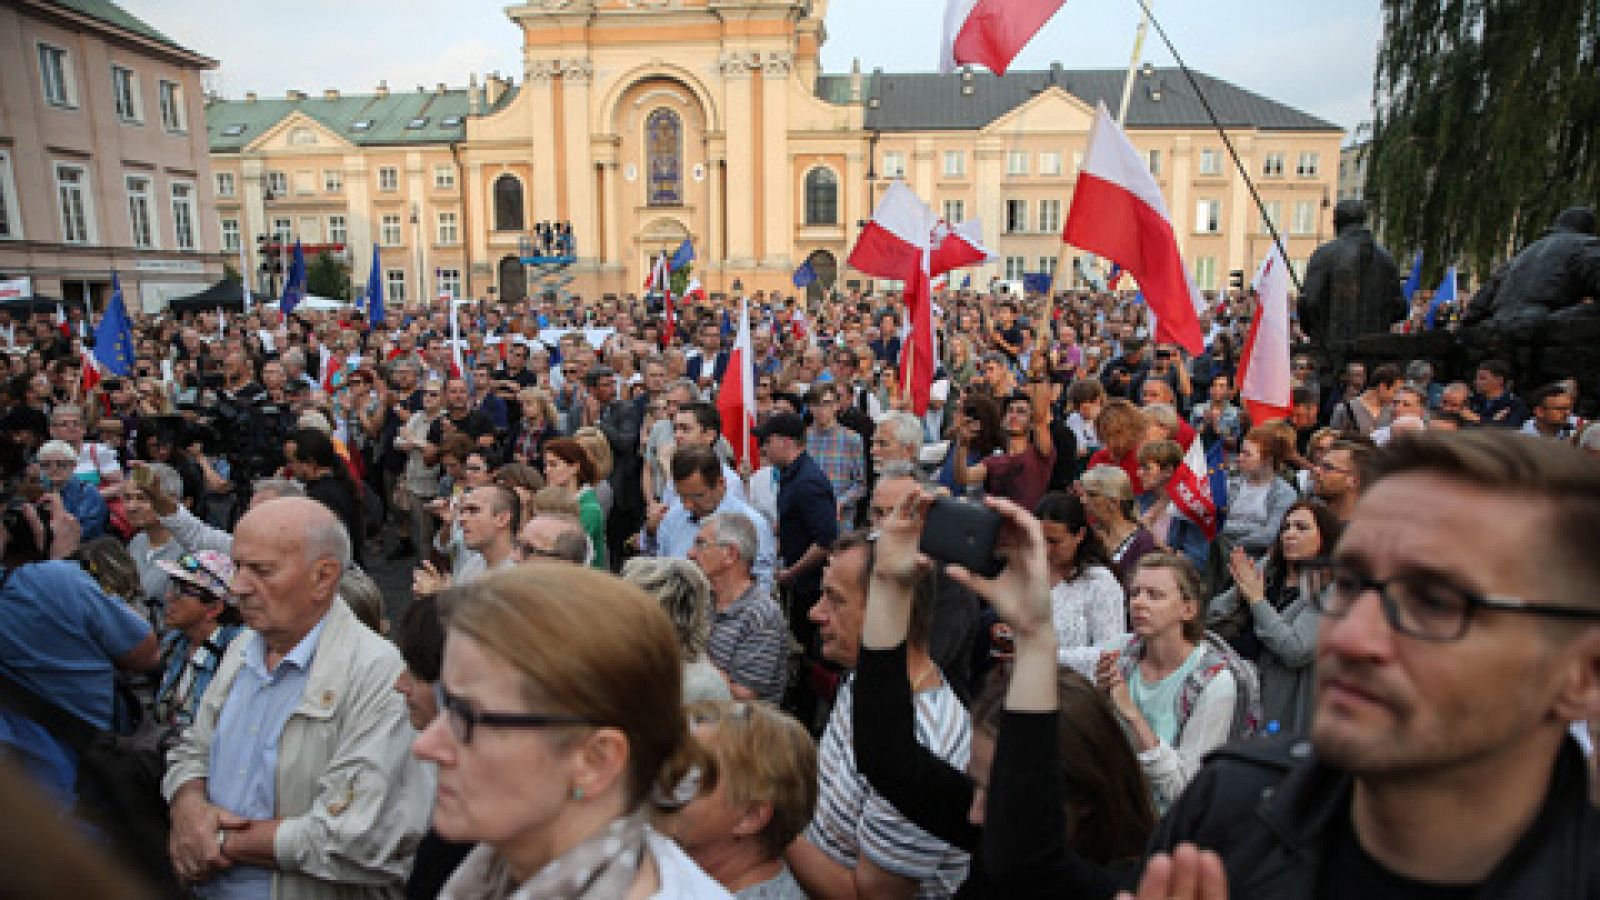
left=571, top=786, right=584, bottom=801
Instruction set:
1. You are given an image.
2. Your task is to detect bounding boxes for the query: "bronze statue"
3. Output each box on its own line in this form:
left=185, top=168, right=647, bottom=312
left=1299, top=199, right=1406, bottom=345
left=1464, top=207, right=1600, bottom=327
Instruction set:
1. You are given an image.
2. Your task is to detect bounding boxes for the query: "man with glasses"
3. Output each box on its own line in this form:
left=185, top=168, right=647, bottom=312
left=164, top=497, right=430, bottom=895
left=1311, top=438, right=1372, bottom=523
left=643, top=445, right=774, bottom=591
left=35, top=440, right=108, bottom=540
left=1522, top=383, right=1579, bottom=441
left=1148, top=429, right=1600, bottom=896
left=514, top=513, right=591, bottom=566
left=689, top=512, right=788, bottom=704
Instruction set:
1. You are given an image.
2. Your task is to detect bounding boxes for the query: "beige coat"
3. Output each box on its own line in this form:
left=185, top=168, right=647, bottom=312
left=164, top=598, right=433, bottom=900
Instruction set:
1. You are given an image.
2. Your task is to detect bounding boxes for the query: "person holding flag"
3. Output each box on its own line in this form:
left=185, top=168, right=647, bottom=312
left=1426, top=266, right=1458, bottom=330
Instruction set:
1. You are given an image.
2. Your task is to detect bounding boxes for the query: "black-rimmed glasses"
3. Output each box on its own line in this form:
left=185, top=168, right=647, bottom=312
left=1306, top=559, right=1600, bottom=642
left=437, top=687, right=598, bottom=745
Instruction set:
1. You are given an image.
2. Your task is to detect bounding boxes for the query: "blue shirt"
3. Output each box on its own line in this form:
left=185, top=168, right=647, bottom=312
left=648, top=492, right=776, bottom=592
left=200, top=614, right=330, bottom=899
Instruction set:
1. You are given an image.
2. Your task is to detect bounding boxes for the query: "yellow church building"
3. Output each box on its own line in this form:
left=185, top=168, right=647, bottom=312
left=207, top=0, right=1343, bottom=306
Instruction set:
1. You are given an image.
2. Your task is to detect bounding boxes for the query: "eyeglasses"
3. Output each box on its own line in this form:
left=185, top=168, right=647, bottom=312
left=437, top=687, right=598, bottom=744
left=1307, top=559, right=1600, bottom=642
left=171, top=580, right=223, bottom=603
left=1314, top=460, right=1353, bottom=476
left=39, top=459, right=74, bottom=469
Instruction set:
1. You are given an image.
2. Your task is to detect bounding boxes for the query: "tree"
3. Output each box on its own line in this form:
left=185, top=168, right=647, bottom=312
left=223, top=260, right=240, bottom=284
left=306, top=250, right=351, bottom=301
left=1367, top=0, right=1600, bottom=282
left=669, top=263, right=692, bottom=297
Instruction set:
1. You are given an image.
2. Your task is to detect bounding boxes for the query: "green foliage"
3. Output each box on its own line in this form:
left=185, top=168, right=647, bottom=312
left=223, top=260, right=240, bottom=283
left=306, top=251, right=352, bottom=301
left=1368, top=0, right=1600, bottom=281
left=669, top=263, right=691, bottom=297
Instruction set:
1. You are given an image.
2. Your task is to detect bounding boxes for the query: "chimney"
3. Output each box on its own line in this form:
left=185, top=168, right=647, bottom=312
left=376, top=79, right=389, bottom=98
left=485, top=74, right=506, bottom=108
left=245, top=91, right=257, bottom=103
left=468, top=73, right=484, bottom=115
left=323, top=89, right=339, bottom=101
left=436, top=82, right=447, bottom=95
left=287, top=89, right=306, bottom=101
left=849, top=57, right=862, bottom=103
left=416, top=85, right=426, bottom=94
left=1141, top=61, right=1155, bottom=78
left=1049, top=62, right=1063, bottom=85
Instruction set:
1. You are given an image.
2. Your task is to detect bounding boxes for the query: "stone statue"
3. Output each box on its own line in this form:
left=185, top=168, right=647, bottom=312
left=1299, top=199, right=1406, bottom=345
left=1464, top=207, right=1600, bottom=327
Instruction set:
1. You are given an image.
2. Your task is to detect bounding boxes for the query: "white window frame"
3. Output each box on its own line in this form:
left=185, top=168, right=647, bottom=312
left=437, top=268, right=462, bottom=300
left=1198, top=148, right=1221, bottom=176
left=942, top=150, right=967, bottom=178
left=1038, top=198, right=1062, bottom=234
left=266, top=171, right=288, bottom=195
left=1004, top=256, right=1027, bottom=282
left=111, top=64, right=142, bottom=123
left=942, top=199, right=965, bottom=224
left=1260, top=201, right=1282, bottom=235
left=124, top=174, right=158, bottom=249
left=1147, top=149, right=1162, bottom=176
left=1005, top=198, right=1029, bottom=234
left=158, top=79, right=185, bottom=133
left=1194, top=198, right=1221, bottom=234
left=385, top=269, right=407, bottom=306
left=0, top=150, right=21, bottom=240
left=1038, top=256, right=1058, bottom=278
left=1195, top=256, right=1217, bottom=291
left=272, top=217, right=292, bottom=244
left=1039, top=151, right=1062, bottom=176
left=220, top=217, right=240, bottom=252
left=215, top=171, right=235, bottom=197
left=437, top=210, right=459, bottom=246
left=38, top=43, right=77, bottom=109
left=1296, top=151, right=1321, bottom=178
left=54, top=162, right=96, bottom=245
left=323, top=169, right=343, bottom=192
left=1292, top=200, right=1316, bottom=235
left=380, top=214, right=402, bottom=246
left=1006, top=150, right=1029, bottom=176
left=378, top=167, right=399, bottom=192
left=433, top=166, right=456, bottom=190
left=1262, top=153, right=1285, bottom=178
left=170, top=180, right=197, bottom=251
left=882, top=151, right=907, bottom=179
left=328, top=214, right=347, bottom=247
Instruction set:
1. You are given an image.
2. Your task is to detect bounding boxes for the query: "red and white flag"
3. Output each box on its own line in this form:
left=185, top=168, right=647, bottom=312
left=685, top=276, right=706, bottom=304
left=848, top=181, right=938, bottom=282
left=941, top=0, right=1068, bottom=76
left=1237, top=246, right=1293, bottom=424
left=80, top=347, right=101, bottom=394
left=717, top=297, right=757, bottom=468
left=1064, top=103, right=1205, bottom=355
left=1166, top=435, right=1222, bottom=541
left=929, top=218, right=997, bottom=277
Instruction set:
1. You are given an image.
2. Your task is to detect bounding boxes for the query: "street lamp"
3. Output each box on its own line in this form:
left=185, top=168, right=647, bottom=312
left=410, top=203, right=423, bottom=310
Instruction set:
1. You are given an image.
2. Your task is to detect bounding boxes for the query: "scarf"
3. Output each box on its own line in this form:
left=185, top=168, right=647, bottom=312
left=442, top=811, right=649, bottom=900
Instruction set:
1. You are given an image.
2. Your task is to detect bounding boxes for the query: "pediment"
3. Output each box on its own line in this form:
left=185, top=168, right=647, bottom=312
left=244, top=110, right=357, bottom=154
left=981, top=86, right=1094, bottom=134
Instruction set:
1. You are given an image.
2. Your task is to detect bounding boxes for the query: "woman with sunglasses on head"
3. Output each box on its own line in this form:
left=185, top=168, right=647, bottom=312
left=152, top=550, right=243, bottom=729
left=415, top=564, right=730, bottom=899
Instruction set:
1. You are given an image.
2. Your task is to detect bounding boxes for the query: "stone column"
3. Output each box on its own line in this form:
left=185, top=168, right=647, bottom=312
left=525, top=59, right=560, bottom=225
left=760, top=50, right=793, bottom=269
left=720, top=51, right=757, bottom=269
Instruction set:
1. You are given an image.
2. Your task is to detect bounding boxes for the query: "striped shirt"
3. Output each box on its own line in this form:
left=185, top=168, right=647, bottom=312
left=705, top=583, right=789, bottom=704
left=804, top=674, right=971, bottom=898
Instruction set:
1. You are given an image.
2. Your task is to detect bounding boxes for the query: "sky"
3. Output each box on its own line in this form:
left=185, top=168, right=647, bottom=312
left=122, top=0, right=1378, bottom=133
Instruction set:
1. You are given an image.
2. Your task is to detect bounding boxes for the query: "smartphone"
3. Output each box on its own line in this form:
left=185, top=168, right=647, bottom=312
left=918, top=497, right=1003, bottom=578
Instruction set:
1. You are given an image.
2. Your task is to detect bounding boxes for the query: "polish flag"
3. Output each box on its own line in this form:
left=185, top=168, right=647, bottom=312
left=941, top=0, right=1068, bottom=76
left=717, top=296, right=757, bottom=468
left=848, top=181, right=937, bottom=282
left=1237, top=247, right=1293, bottom=424
left=929, top=218, right=997, bottom=277
left=80, top=348, right=101, bottom=394
left=1064, top=103, right=1205, bottom=355
left=685, top=276, right=706, bottom=304
left=1166, top=435, right=1223, bottom=541
left=898, top=260, right=936, bottom=415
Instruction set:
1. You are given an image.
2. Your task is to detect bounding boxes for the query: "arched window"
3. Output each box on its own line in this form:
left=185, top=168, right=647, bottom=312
left=804, top=167, right=838, bottom=225
left=645, top=108, right=683, bottom=207
left=493, top=174, right=524, bottom=232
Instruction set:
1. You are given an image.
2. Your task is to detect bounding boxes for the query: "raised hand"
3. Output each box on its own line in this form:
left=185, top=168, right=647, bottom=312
left=943, top=496, right=1052, bottom=641
left=1116, top=842, right=1229, bottom=900
left=872, top=488, right=935, bottom=586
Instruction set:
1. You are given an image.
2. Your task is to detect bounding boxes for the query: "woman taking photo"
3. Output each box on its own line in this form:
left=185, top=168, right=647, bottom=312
left=1208, top=500, right=1339, bottom=733
left=854, top=491, right=1153, bottom=896
left=1221, top=426, right=1299, bottom=557
left=1034, top=491, right=1125, bottom=677
left=541, top=437, right=608, bottom=570
left=1077, top=465, right=1157, bottom=586
left=1095, top=553, right=1261, bottom=814
left=416, top=564, right=730, bottom=899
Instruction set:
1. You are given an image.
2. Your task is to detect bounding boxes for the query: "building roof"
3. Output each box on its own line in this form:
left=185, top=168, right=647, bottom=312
left=206, top=89, right=475, bottom=152
left=44, top=0, right=196, bottom=55
left=816, top=66, right=1340, bottom=133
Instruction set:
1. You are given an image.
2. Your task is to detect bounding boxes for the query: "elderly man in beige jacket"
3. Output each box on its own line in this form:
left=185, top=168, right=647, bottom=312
left=163, top=497, right=431, bottom=898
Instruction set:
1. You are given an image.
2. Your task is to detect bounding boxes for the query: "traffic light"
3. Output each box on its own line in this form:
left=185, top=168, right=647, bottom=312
left=1229, top=269, right=1245, bottom=291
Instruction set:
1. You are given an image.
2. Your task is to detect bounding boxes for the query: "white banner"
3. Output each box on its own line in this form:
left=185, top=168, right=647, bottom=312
left=0, top=277, right=31, bottom=300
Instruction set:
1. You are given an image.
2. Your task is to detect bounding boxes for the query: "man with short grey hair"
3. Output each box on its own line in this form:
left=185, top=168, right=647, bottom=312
left=689, top=512, right=789, bottom=704
left=163, top=498, right=429, bottom=897
left=869, top=411, right=924, bottom=467
left=515, top=513, right=591, bottom=566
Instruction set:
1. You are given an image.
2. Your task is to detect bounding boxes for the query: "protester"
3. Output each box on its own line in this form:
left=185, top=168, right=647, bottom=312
left=1221, top=425, right=1299, bottom=557
left=1079, top=463, right=1158, bottom=585
left=620, top=556, right=732, bottom=704
left=1034, top=490, right=1126, bottom=677
left=152, top=550, right=244, bottom=728
left=688, top=512, right=790, bottom=704
left=541, top=436, right=607, bottom=569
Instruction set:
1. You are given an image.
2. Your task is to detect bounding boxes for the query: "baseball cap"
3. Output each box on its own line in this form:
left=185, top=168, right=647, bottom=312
left=754, top=412, right=806, bottom=443
left=157, top=550, right=236, bottom=602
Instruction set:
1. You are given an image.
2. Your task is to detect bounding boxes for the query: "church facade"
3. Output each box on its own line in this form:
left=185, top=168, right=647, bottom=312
left=208, top=0, right=1343, bottom=306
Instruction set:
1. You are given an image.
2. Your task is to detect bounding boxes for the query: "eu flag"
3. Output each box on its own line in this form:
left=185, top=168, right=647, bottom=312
left=366, top=244, right=385, bottom=325
left=93, top=273, right=135, bottom=377
left=792, top=258, right=817, bottom=288
left=281, top=239, right=307, bottom=315
left=1425, top=266, right=1456, bottom=330
left=1023, top=272, right=1052, bottom=295
left=670, top=238, right=695, bottom=271
left=1402, top=252, right=1423, bottom=303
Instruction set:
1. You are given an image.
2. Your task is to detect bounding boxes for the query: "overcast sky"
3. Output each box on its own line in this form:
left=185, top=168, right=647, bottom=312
left=122, top=0, right=1378, bottom=132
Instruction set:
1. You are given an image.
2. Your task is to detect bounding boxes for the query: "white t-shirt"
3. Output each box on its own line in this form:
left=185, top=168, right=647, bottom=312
left=75, top=441, right=121, bottom=484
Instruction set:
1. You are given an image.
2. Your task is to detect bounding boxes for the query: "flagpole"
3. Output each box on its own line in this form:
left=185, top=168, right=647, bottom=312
left=1116, top=0, right=1153, bottom=124
left=1124, top=0, right=1302, bottom=293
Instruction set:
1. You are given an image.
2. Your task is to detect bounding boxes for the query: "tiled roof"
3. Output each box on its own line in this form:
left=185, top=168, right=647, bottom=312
left=45, top=0, right=199, bottom=56
left=817, top=66, right=1340, bottom=133
left=206, top=89, right=474, bottom=152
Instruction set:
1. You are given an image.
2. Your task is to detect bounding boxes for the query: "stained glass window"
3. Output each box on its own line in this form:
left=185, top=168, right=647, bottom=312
left=646, top=108, right=682, bottom=207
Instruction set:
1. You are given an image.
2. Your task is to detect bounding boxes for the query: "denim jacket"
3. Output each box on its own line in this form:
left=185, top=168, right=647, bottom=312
left=154, top=624, right=243, bottom=727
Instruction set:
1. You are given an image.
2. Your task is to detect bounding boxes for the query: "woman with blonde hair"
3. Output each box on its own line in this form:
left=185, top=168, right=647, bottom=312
left=620, top=557, right=732, bottom=704
left=573, top=425, right=615, bottom=518
left=1078, top=464, right=1158, bottom=586
left=669, top=700, right=817, bottom=898
left=416, top=565, right=730, bottom=899
left=509, top=387, right=559, bottom=470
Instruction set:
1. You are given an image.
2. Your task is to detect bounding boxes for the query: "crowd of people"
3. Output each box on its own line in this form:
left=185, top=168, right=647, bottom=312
left=0, top=273, right=1597, bottom=899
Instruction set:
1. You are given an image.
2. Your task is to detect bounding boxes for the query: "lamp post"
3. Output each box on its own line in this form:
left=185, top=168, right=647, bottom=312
left=410, top=203, right=423, bottom=310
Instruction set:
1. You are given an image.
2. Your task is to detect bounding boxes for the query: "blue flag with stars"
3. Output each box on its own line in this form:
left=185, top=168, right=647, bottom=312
left=366, top=244, right=386, bottom=325
left=792, top=258, right=817, bottom=288
left=93, top=273, right=135, bottom=377
left=670, top=238, right=695, bottom=271
left=281, top=239, right=307, bottom=315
